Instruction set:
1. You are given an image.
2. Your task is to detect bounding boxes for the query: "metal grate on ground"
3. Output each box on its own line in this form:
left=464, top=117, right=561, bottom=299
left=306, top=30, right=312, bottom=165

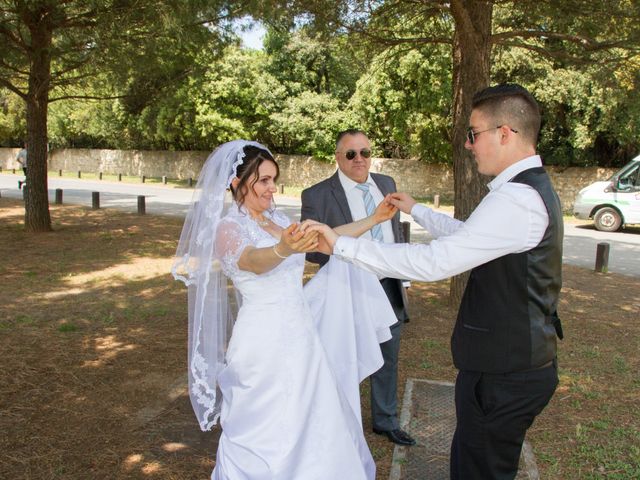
left=388, top=378, right=539, bottom=480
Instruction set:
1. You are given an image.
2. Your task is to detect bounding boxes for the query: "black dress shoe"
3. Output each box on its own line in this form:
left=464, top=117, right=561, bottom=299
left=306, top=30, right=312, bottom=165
left=372, top=428, right=416, bottom=446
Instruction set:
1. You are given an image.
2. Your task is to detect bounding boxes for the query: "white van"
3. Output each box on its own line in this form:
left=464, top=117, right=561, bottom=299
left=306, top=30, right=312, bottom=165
left=573, top=155, right=640, bottom=232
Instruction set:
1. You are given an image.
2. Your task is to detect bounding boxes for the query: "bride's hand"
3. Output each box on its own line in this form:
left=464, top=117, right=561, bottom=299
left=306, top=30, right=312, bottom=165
left=373, top=194, right=398, bottom=223
left=278, top=223, right=319, bottom=255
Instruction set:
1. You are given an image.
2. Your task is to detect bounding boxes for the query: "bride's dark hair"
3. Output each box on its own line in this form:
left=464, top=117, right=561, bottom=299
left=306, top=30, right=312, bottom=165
left=230, top=145, right=279, bottom=207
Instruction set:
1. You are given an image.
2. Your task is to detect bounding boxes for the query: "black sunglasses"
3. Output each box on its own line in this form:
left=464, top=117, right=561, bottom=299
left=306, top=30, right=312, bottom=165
left=338, top=148, right=372, bottom=160
left=466, top=125, right=518, bottom=145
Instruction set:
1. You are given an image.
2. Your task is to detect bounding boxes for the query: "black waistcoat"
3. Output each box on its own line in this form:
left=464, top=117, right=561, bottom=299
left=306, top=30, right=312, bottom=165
left=451, top=167, right=563, bottom=373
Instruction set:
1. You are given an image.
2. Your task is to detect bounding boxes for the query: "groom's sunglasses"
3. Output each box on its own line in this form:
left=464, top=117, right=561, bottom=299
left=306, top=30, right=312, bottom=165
left=466, top=125, right=518, bottom=145
left=339, top=148, right=372, bottom=160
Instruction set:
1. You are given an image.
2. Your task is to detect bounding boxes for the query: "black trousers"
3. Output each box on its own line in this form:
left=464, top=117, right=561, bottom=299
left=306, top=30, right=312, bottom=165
left=450, top=362, right=558, bottom=480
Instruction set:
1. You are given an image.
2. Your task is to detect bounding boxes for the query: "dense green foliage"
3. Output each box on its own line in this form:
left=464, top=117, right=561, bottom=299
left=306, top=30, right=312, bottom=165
left=493, top=45, right=640, bottom=167
left=1, top=18, right=639, bottom=167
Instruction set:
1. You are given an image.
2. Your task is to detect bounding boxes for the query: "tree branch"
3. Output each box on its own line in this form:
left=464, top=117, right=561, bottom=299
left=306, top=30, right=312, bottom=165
left=361, top=31, right=452, bottom=47
left=0, top=57, right=29, bottom=76
left=498, top=40, right=637, bottom=65
left=50, top=57, right=92, bottom=78
left=493, top=29, right=629, bottom=51
left=48, top=94, right=128, bottom=103
left=497, top=41, right=591, bottom=64
left=0, top=23, right=29, bottom=51
left=0, top=78, right=27, bottom=100
left=50, top=72, right=96, bottom=88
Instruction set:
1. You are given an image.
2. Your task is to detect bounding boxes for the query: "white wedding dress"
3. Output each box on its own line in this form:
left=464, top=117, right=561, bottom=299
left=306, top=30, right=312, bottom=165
left=212, top=206, right=396, bottom=480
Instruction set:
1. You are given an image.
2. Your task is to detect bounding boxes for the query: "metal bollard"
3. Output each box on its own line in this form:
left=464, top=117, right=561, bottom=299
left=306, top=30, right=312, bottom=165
left=401, top=220, right=411, bottom=243
left=141, top=175, right=146, bottom=183
left=118, top=173, right=122, bottom=181
left=92, top=191, right=100, bottom=209
left=162, top=175, right=167, bottom=185
left=595, top=242, right=610, bottom=273
left=279, top=183, right=285, bottom=194
left=99, top=172, right=103, bottom=180
left=433, top=194, right=440, bottom=209
left=55, top=188, right=63, bottom=204
left=77, top=170, right=81, bottom=179
left=137, top=195, right=146, bottom=215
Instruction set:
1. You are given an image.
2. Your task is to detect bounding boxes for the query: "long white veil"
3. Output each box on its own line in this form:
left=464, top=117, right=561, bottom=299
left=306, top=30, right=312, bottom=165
left=171, top=140, right=272, bottom=431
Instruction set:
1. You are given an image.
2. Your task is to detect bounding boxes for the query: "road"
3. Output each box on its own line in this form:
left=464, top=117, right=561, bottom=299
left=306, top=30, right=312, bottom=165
left=2, top=173, right=639, bottom=278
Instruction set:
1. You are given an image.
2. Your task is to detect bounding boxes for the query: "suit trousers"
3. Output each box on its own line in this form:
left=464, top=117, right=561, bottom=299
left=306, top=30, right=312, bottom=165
left=450, top=362, right=558, bottom=480
left=370, top=320, right=402, bottom=431
left=370, top=277, right=407, bottom=431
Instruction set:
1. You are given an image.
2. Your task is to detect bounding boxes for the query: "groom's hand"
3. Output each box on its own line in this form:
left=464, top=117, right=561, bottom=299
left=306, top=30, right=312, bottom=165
left=389, top=192, right=417, bottom=214
left=308, top=224, right=338, bottom=255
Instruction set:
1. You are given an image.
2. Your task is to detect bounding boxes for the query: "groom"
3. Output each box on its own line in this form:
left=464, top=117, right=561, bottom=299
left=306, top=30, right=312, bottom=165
left=310, top=85, right=563, bottom=479
left=301, top=129, right=415, bottom=446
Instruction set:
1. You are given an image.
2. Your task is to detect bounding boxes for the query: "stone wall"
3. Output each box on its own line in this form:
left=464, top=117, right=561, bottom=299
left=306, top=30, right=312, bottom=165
left=0, top=148, right=210, bottom=179
left=0, top=147, right=617, bottom=212
left=369, top=157, right=456, bottom=203
left=274, top=154, right=335, bottom=188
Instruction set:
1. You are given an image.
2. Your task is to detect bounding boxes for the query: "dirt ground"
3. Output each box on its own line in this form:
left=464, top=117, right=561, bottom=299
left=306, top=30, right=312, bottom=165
left=1, top=198, right=638, bottom=479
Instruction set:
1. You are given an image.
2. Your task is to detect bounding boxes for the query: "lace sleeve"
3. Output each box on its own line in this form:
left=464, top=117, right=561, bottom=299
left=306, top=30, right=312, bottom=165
left=215, top=219, right=252, bottom=277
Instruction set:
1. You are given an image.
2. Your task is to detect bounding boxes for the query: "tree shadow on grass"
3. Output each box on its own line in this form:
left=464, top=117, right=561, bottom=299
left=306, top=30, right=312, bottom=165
left=0, top=199, right=219, bottom=479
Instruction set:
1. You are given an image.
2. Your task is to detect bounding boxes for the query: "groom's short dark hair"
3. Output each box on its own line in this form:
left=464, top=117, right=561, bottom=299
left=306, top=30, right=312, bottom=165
left=336, top=129, right=367, bottom=148
left=472, top=84, right=541, bottom=145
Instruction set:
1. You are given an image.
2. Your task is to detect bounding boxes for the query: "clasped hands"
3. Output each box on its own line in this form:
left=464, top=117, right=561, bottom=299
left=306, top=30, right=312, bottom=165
left=278, top=193, right=413, bottom=256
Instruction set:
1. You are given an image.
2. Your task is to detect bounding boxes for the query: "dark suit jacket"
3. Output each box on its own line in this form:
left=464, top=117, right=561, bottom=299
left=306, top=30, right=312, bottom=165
left=301, top=171, right=409, bottom=320
left=301, top=171, right=405, bottom=265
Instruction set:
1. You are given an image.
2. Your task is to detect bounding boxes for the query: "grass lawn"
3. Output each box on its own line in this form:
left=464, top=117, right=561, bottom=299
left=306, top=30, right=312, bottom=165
left=1, top=198, right=638, bottom=479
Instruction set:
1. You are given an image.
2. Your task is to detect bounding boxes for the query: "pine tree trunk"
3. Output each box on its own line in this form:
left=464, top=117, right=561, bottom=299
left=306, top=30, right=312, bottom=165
left=24, top=11, right=53, bottom=232
left=448, top=0, right=493, bottom=306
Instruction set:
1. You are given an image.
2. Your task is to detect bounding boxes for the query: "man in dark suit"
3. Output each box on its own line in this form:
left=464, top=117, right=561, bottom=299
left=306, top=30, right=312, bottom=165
left=301, top=129, right=415, bottom=446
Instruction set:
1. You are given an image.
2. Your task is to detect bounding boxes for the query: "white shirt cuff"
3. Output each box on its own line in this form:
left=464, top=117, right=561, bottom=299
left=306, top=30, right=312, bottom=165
left=411, top=203, right=429, bottom=217
left=333, top=236, right=357, bottom=262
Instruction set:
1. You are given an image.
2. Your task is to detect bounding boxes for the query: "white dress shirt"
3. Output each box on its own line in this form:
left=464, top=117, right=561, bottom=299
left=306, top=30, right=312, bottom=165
left=338, top=169, right=395, bottom=244
left=334, top=156, right=550, bottom=282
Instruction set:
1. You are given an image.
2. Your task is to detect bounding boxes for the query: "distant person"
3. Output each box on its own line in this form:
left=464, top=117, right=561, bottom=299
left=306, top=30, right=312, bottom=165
left=310, top=84, right=564, bottom=479
left=16, top=142, right=27, bottom=189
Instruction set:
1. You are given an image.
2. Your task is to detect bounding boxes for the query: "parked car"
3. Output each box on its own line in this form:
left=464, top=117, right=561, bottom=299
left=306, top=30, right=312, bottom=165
left=573, top=155, right=640, bottom=232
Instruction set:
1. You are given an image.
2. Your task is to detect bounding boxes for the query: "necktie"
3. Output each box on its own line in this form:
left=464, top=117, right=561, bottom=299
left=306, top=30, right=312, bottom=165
left=356, top=183, right=384, bottom=242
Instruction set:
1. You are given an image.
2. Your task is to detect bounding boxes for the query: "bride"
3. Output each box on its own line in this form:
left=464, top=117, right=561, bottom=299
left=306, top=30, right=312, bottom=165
left=172, top=140, right=398, bottom=479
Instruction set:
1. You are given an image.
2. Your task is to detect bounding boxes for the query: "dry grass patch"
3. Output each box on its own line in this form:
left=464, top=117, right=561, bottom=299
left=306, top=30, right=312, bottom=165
left=1, top=199, right=188, bottom=479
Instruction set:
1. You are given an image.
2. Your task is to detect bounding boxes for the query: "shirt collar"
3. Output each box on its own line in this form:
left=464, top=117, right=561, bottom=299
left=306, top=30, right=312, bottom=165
left=337, top=168, right=374, bottom=191
left=488, top=155, right=542, bottom=191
